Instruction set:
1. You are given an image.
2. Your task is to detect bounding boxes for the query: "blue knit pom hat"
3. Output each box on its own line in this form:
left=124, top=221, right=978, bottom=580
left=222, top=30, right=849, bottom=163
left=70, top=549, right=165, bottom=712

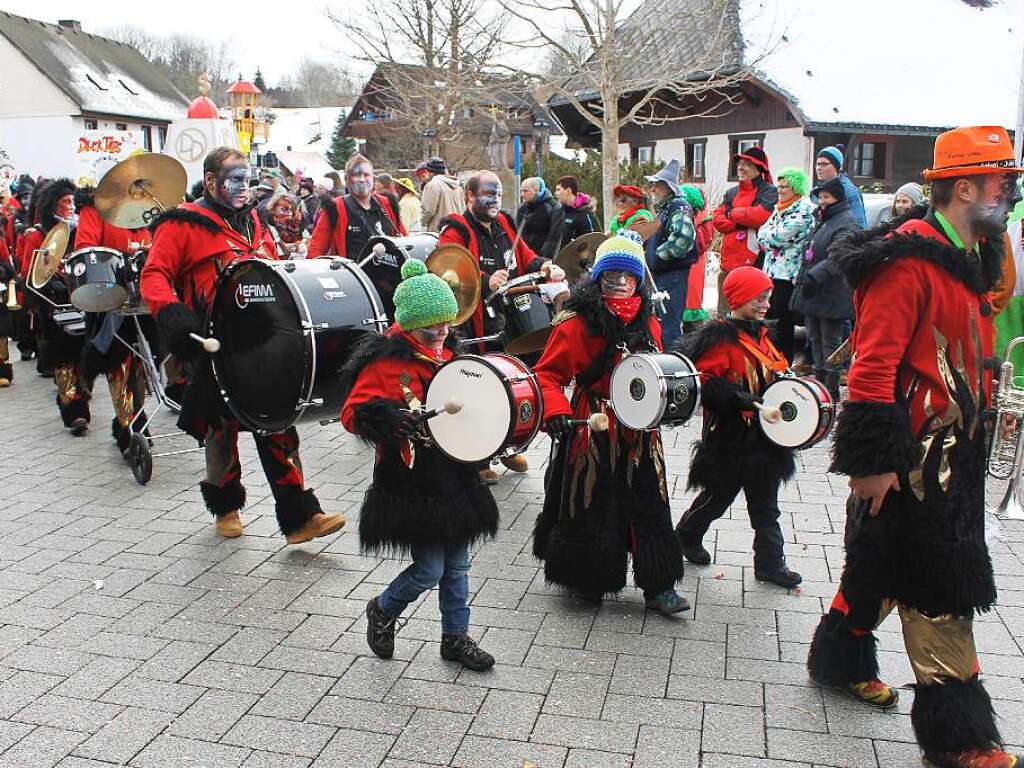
left=817, top=145, right=845, bottom=172
left=591, top=230, right=646, bottom=282
left=393, top=259, right=458, bottom=331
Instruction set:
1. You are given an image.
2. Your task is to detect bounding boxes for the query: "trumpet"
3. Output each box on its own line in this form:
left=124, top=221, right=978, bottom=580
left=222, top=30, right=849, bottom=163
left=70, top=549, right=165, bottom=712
left=987, top=336, right=1024, bottom=519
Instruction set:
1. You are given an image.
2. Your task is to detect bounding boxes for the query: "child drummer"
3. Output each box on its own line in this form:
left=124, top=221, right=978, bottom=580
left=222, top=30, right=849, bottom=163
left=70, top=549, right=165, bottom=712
left=340, top=259, right=498, bottom=670
left=674, top=266, right=802, bottom=589
left=532, top=231, right=688, bottom=614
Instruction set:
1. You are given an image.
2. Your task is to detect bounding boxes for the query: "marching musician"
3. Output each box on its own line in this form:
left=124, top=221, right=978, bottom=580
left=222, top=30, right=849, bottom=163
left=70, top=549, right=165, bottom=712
left=20, top=178, right=90, bottom=432
left=0, top=235, right=13, bottom=387
left=807, top=126, right=1023, bottom=768
left=673, top=266, right=802, bottom=589
left=74, top=186, right=152, bottom=456
left=340, top=258, right=498, bottom=671
left=307, top=153, right=406, bottom=258
left=437, top=170, right=568, bottom=479
left=531, top=232, right=688, bottom=615
left=141, top=146, right=345, bottom=545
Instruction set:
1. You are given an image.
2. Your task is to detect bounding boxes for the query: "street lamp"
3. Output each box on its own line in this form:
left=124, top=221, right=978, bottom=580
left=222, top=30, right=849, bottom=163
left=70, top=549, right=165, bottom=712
left=421, top=128, right=438, bottom=160
left=532, top=118, right=550, bottom=178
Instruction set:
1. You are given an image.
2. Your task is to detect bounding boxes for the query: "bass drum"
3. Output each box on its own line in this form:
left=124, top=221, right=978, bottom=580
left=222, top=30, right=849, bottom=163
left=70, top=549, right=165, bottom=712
left=208, top=258, right=387, bottom=434
left=610, top=352, right=701, bottom=430
left=358, top=234, right=439, bottom=321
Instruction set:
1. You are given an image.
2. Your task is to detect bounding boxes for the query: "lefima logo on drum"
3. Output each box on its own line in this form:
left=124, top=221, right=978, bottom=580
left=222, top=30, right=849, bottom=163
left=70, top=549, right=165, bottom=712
left=235, top=282, right=276, bottom=309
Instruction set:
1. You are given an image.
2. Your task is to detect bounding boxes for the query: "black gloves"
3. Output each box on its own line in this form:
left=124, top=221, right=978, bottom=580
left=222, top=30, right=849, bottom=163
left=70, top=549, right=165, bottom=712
left=736, top=391, right=762, bottom=410
left=155, top=302, right=204, bottom=360
left=353, top=400, right=420, bottom=446
left=543, top=415, right=572, bottom=438
left=392, top=411, right=420, bottom=440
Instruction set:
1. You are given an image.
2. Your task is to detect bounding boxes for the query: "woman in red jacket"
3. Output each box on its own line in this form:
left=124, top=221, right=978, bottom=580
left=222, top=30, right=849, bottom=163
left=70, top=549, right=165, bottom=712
left=712, top=147, right=778, bottom=315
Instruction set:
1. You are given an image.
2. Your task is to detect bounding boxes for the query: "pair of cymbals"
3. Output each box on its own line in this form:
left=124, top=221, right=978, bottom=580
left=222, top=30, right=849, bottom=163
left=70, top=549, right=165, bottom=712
left=424, top=243, right=481, bottom=326
left=94, top=153, right=187, bottom=229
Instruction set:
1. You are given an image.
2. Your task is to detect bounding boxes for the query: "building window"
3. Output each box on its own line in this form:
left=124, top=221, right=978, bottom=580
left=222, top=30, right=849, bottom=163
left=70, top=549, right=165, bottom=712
left=853, top=141, right=887, bottom=179
left=685, top=139, right=707, bottom=182
left=115, top=122, right=127, bottom=131
left=727, top=133, right=766, bottom=180
left=84, top=118, right=98, bottom=130
left=632, top=144, right=655, bottom=164
left=142, top=125, right=152, bottom=151
left=158, top=126, right=168, bottom=150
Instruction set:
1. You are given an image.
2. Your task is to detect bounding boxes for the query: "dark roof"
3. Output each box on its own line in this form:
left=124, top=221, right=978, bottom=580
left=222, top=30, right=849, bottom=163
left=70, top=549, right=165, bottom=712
left=0, top=12, right=189, bottom=121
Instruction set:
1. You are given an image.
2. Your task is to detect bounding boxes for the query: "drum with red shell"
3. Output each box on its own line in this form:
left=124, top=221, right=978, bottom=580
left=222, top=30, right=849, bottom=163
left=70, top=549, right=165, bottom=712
left=424, top=352, right=543, bottom=463
left=758, top=375, right=835, bottom=449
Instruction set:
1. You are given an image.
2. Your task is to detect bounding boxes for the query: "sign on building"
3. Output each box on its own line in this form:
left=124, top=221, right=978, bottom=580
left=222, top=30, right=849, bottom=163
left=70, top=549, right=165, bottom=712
left=74, top=130, right=146, bottom=187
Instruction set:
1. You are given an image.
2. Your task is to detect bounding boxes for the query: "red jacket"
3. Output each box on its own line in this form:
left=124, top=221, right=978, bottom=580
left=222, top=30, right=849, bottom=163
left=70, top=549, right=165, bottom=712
left=18, top=227, right=43, bottom=281
left=307, top=193, right=406, bottom=258
left=438, top=211, right=543, bottom=342
left=686, top=207, right=714, bottom=312
left=75, top=205, right=151, bottom=252
left=691, top=321, right=786, bottom=400
left=713, top=178, right=777, bottom=272
left=140, top=203, right=277, bottom=316
left=3, top=197, right=19, bottom=253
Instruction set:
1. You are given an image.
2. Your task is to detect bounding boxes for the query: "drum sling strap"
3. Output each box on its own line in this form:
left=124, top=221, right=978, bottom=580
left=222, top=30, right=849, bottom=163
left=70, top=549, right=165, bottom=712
left=736, top=333, right=789, bottom=375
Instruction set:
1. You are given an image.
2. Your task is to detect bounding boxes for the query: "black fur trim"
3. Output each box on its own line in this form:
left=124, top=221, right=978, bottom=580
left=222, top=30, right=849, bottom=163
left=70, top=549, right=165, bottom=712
left=154, top=303, right=203, bottom=359
left=831, top=205, right=1002, bottom=294
left=36, top=178, right=76, bottom=232
left=830, top=400, right=923, bottom=476
left=673, top=318, right=741, bottom=362
left=57, top=394, right=90, bottom=428
left=0, top=362, right=11, bottom=381
left=699, top=375, right=747, bottom=412
left=150, top=207, right=222, bottom=235
left=352, top=399, right=412, bottom=446
left=630, top=524, right=685, bottom=594
left=111, top=417, right=131, bottom=453
left=438, top=214, right=470, bottom=244
left=199, top=480, right=246, bottom=516
left=912, top=676, right=1002, bottom=757
left=338, top=332, right=418, bottom=407
left=806, top=610, right=879, bottom=686
left=74, top=186, right=95, bottom=211
left=274, top=486, right=321, bottom=535
left=539, top=527, right=629, bottom=596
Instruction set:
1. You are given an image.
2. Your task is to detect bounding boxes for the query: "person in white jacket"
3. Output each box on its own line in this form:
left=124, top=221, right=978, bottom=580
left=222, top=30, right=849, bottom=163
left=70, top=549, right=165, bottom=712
left=419, top=157, right=464, bottom=232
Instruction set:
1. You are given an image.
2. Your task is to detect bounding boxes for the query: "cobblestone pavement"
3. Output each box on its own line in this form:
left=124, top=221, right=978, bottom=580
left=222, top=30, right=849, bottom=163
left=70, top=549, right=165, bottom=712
left=1, top=354, right=1023, bottom=768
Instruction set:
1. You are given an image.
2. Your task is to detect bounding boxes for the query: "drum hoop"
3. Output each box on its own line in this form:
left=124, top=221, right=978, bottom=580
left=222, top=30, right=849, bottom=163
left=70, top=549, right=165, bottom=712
left=487, top=352, right=543, bottom=452
left=762, top=375, right=826, bottom=449
left=612, top=352, right=671, bottom=430
left=68, top=246, right=123, bottom=260
left=499, top=272, right=544, bottom=294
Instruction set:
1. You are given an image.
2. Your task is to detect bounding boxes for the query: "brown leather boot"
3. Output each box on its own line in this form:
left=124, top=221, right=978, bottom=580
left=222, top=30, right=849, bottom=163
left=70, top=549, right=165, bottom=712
left=216, top=510, right=244, bottom=538
left=499, top=454, right=529, bottom=473
left=286, top=512, right=346, bottom=545
left=479, top=467, right=499, bottom=485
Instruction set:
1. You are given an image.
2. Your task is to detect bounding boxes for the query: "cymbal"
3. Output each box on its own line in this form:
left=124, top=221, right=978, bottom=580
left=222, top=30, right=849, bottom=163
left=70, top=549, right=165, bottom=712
left=506, top=324, right=553, bottom=356
left=29, top=221, right=70, bottom=289
left=425, top=243, right=481, bottom=327
left=94, top=153, right=187, bottom=229
left=555, top=232, right=608, bottom=284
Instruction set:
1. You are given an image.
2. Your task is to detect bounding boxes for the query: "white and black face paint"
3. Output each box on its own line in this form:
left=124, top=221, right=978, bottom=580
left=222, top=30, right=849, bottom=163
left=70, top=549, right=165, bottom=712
left=599, top=270, right=638, bottom=298
left=473, top=182, right=502, bottom=220
left=217, top=167, right=251, bottom=210
left=348, top=163, right=374, bottom=197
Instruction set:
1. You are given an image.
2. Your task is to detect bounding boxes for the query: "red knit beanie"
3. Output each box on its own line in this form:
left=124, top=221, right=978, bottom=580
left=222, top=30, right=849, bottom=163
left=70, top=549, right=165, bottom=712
left=723, top=266, right=773, bottom=310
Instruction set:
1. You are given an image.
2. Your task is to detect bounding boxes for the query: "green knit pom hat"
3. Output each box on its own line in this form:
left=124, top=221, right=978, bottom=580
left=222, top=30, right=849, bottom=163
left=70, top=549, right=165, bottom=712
left=393, top=259, right=458, bottom=331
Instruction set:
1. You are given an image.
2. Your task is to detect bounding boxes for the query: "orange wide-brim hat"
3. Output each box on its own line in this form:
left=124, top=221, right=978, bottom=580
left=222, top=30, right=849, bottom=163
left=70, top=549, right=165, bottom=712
left=923, top=126, right=1024, bottom=180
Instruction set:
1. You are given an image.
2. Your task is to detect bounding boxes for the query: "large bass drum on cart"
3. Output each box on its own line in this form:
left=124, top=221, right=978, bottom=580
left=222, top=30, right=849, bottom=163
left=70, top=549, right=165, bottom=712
left=207, top=257, right=387, bottom=434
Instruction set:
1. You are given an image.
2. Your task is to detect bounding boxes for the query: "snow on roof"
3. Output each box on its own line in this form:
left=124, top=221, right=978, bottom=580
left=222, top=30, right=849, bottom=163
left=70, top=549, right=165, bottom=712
left=741, top=0, right=1022, bottom=130
left=265, top=107, right=347, bottom=154
left=0, top=12, right=188, bottom=122
left=274, top=150, right=337, bottom=180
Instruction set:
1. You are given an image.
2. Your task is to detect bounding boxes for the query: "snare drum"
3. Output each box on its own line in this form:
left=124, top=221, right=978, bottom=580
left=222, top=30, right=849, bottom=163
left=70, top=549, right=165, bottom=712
left=424, top=353, right=543, bottom=463
left=64, top=247, right=126, bottom=312
left=758, top=376, right=834, bottom=449
left=610, top=352, right=700, bottom=430
left=490, top=273, right=552, bottom=354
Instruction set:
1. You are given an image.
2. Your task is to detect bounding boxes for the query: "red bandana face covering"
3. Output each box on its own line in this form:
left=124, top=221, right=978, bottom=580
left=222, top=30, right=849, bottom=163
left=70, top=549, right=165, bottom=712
left=604, top=295, right=642, bottom=324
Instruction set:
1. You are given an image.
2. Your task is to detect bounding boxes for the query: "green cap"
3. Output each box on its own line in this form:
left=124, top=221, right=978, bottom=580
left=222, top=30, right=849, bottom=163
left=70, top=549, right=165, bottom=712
left=393, top=259, right=458, bottom=331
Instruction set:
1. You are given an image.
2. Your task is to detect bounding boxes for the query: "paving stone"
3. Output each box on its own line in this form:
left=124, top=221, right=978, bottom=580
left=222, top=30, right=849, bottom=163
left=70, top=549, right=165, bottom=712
left=50, top=656, right=139, bottom=700
left=388, top=708, right=473, bottom=764
left=385, top=677, right=487, bottom=713
left=633, top=724, right=700, bottom=768
left=766, top=727, right=878, bottom=767
left=542, top=670, right=609, bottom=718
left=243, top=752, right=312, bottom=768
left=702, top=703, right=766, bottom=757
left=610, top=653, right=670, bottom=697
left=181, top=659, right=285, bottom=694
left=223, top=714, right=336, bottom=758
left=12, top=693, right=123, bottom=734
left=250, top=672, right=334, bottom=721
left=530, top=713, right=638, bottom=753
left=0, top=670, right=64, bottom=719
left=99, top=674, right=205, bottom=714
left=0, top=726, right=86, bottom=768
left=329, top=656, right=406, bottom=702
left=73, top=707, right=175, bottom=764
left=451, top=735, right=568, bottom=768
left=307, top=696, right=415, bottom=735
left=134, top=639, right=216, bottom=682
left=601, top=693, right=703, bottom=729
left=312, top=727, right=395, bottom=767
left=469, top=689, right=544, bottom=740
left=0, top=720, right=34, bottom=753
left=563, top=749, right=633, bottom=768
left=764, top=683, right=827, bottom=733
left=130, top=734, right=250, bottom=768
left=167, top=688, right=258, bottom=741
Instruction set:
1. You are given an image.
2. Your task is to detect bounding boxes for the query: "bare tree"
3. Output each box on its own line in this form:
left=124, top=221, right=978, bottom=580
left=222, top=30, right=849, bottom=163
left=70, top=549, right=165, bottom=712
left=498, top=0, right=778, bottom=224
left=102, top=24, right=165, bottom=61
left=295, top=58, right=356, bottom=106
left=327, top=0, right=514, bottom=166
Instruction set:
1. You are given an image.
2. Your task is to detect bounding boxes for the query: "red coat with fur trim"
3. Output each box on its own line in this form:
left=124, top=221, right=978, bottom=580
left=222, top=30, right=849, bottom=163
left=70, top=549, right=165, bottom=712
left=140, top=203, right=277, bottom=315
left=75, top=205, right=150, bottom=252
left=307, top=193, right=406, bottom=258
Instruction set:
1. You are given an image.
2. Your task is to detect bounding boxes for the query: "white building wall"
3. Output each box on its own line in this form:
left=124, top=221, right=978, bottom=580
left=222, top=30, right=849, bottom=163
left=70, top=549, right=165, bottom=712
left=0, top=34, right=77, bottom=118
left=0, top=116, right=74, bottom=179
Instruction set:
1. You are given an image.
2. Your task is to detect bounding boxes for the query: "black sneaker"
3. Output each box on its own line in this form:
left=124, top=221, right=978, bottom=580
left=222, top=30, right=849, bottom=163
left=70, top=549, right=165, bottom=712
left=365, top=598, right=404, bottom=659
left=440, top=633, right=495, bottom=671
left=755, top=567, right=802, bottom=589
left=644, top=588, right=691, bottom=615
left=676, top=531, right=712, bottom=566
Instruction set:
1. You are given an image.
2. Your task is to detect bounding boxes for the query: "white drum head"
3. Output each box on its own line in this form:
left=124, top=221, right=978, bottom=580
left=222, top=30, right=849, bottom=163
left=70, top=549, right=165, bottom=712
left=425, top=357, right=512, bottom=463
left=760, top=379, right=821, bottom=448
left=610, top=355, right=664, bottom=430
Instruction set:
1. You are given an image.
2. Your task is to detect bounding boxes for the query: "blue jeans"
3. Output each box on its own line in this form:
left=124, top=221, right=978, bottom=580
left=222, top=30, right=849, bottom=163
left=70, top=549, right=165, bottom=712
left=655, top=268, right=689, bottom=347
left=377, top=542, right=471, bottom=634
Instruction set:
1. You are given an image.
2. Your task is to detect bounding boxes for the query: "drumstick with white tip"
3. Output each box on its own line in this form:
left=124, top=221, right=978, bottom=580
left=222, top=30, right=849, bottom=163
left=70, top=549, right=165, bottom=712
left=752, top=401, right=782, bottom=424
left=189, top=333, right=221, bottom=353
left=568, top=413, right=610, bottom=432
left=411, top=398, right=463, bottom=425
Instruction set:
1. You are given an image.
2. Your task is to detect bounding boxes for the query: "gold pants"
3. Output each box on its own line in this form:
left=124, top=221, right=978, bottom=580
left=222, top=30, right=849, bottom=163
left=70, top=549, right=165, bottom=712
left=870, top=599, right=978, bottom=686
left=53, top=357, right=142, bottom=428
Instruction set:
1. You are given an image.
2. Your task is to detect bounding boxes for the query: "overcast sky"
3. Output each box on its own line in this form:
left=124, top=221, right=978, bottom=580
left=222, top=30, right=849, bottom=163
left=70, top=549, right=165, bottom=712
left=2, top=1, right=350, bottom=85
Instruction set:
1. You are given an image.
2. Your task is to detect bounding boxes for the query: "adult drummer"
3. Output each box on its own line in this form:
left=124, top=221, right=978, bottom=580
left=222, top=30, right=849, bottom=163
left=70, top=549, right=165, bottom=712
left=141, top=146, right=345, bottom=544
left=74, top=186, right=152, bottom=455
left=437, top=170, right=567, bottom=478
left=307, top=153, right=406, bottom=258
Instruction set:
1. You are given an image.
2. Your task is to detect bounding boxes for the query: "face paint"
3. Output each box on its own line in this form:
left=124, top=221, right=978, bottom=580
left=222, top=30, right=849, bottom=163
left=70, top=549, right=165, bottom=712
left=972, top=173, right=1022, bottom=238
left=217, top=167, right=250, bottom=209
left=600, top=270, right=638, bottom=298
left=413, top=322, right=450, bottom=353
left=473, top=182, right=502, bottom=219
left=56, top=194, right=75, bottom=221
left=348, top=164, right=374, bottom=197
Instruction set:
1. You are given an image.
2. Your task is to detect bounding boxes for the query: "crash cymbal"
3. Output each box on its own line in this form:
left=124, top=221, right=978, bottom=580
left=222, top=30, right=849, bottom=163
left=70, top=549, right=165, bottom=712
left=94, top=153, right=187, bottom=229
left=506, top=324, right=554, bottom=356
left=29, top=221, right=70, bottom=289
left=555, top=232, right=608, bottom=283
left=425, top=243, right=481, bottom=326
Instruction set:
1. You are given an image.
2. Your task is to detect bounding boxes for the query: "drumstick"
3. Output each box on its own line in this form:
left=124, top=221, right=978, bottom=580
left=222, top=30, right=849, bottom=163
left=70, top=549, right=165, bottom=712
left=317, top=399, right=462, bottom=428
left=568, top=413, right=609, bottom=432
left=752, top=401, right=782, bottom=424
left=189, top=333, right=220, bottom=353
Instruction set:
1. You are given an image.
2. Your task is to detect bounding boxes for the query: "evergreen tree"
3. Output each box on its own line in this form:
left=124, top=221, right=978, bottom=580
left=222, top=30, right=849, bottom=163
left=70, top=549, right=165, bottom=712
left=254, top=68, right=267, bottom=91
left=326, top=112, right=358, bottom=169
